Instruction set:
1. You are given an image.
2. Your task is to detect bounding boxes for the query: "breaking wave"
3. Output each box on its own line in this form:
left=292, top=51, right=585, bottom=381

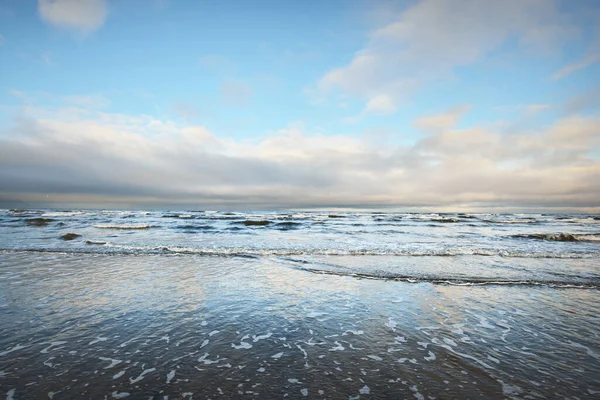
left=93, top=224, right=154, bottom=230
left=0, top=246, right=594, bottom=259
left=512, top=233, right=600, bottom=242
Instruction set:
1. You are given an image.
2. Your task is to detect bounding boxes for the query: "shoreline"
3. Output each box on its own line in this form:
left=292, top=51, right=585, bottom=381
left=1, top=252, right=598, bottom=398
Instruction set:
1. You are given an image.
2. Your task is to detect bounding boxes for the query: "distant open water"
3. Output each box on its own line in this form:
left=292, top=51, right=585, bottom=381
left=1, top=209, right=599, bottom=288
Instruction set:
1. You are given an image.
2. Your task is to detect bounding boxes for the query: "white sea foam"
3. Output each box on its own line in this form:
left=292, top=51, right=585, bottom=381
left=112, top=370, right=126, bottom=379
left=40, top=342, right=66, bottom=354
left=166, top=370, right=175, bottom=384
left=252, top=333, right=272, bottom=342
left=232, top=341, right=252, bottom=350
left=93, top=224, right=153, bottom=230
left=129, top=368, right=155, bottom=384
left=99, top=357, right=122, bottom=369
left=0, top=344, right=27, bottom=356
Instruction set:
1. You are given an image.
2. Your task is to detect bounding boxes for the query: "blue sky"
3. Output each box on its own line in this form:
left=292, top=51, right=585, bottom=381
left=0, top=0, right=599, bottom=210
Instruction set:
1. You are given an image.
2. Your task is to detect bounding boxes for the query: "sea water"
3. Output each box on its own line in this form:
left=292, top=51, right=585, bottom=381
left=0, top=209, right=598, bottom=398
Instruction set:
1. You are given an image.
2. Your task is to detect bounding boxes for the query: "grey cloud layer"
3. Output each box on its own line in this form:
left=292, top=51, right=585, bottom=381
left=1, top=107, right=598, bottom=209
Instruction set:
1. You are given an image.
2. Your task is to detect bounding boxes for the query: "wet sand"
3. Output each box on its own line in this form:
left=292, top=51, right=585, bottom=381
left=0, top=251, right=599, bottom=399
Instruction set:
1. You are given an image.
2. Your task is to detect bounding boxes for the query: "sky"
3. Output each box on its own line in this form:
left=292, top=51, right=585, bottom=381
left=0, top=0, right=599, bottom=211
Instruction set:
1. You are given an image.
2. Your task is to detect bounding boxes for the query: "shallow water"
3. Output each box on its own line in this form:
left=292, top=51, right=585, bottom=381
left=1, top=209, right=599, bottom=398
left=1, top=209, right=599, bottom=287
left=0, top=251, right=599, bottom=399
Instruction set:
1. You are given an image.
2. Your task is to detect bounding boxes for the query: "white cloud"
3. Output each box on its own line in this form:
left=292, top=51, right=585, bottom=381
left=365, top=94, right=397, bottom=115
left=553, top=53, right=600, bottom=80
left=564, top=88, right=600, bottom=113
left=553, top=20, right=600, bottom=79
left=0, top=101, right=598, bottom=210
left=413, top=105, right=471, bottom=133
left=318, top=0, right=578, bottom=115
left=0, top=34, right=5, bottom=46
left=38, top=0, right=107, bottom=34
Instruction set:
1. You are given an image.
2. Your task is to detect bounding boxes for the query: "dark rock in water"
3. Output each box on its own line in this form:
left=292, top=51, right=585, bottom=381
left=328, top=215, right=345, bottom=218
left=594, top=217, right=600, bottom=220
left=458, top=214, right=476, bottom=219
left=10, top=209, right=27, bottom=213
left=555, top=233, right=578, bottom=241
left=85, top=240, right=106, bottom=245
left=514, top=233, right=579, bottom=242
left=431, top=218, right=460, bottom=223
left=241, top=220, right=271, bottom=226
left=61, top=233, right=81, bottom=241
left=26, top=218, right=55, bottom=226
left=162, top=214, right=180, bottom=218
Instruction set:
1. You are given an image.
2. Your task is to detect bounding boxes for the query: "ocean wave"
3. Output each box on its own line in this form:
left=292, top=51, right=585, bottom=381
left=234, top=220, right=272, bottom=226
left=512, top=233, right=600, bottom=242
left=8, top=209, right=44, bottom=215
left=1, top=248, right=596, bottom=289
left=276, top=258, right=599, bottom=289
left=553, top=217, right=600, bottom=224
left=430, top=218, right=461, bottom=223
left=162, top=213, right=196, bottom=219
left=85, top=240, right=106, bottom=245
left=176, top=224, right=215, bottom=230
left=93, top=224, right=154, bottom=230
left=479, top=218, right=540, bottom=224
left=274, top=221, right=303, bottom=230
left=1, top=246, right=594, bottom=259
left=287, top=269, right=599, bottom=289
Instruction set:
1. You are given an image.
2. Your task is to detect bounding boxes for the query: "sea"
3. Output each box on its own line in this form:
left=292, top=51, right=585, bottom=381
left=0, top=209, right=599, bottom=399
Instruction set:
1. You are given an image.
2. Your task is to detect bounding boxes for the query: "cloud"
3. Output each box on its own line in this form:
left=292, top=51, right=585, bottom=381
left=552, top=53, right=600, bottom=80
left=413, top=105, right=471, bottom=133
left=317, top=0, right=579, bottom=114
left=0, top=34, right=5, bottom=46
left=563, top=88, right=600, bottom=114
left=553, top=21, right=600, bottom=80
left=523, top=104, right=551, bottom=115
left=220, top=80, right=253, bottom=107
left=38, top=0, right=108, bottom=34
left=0, top=101, right=599, bottom=210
